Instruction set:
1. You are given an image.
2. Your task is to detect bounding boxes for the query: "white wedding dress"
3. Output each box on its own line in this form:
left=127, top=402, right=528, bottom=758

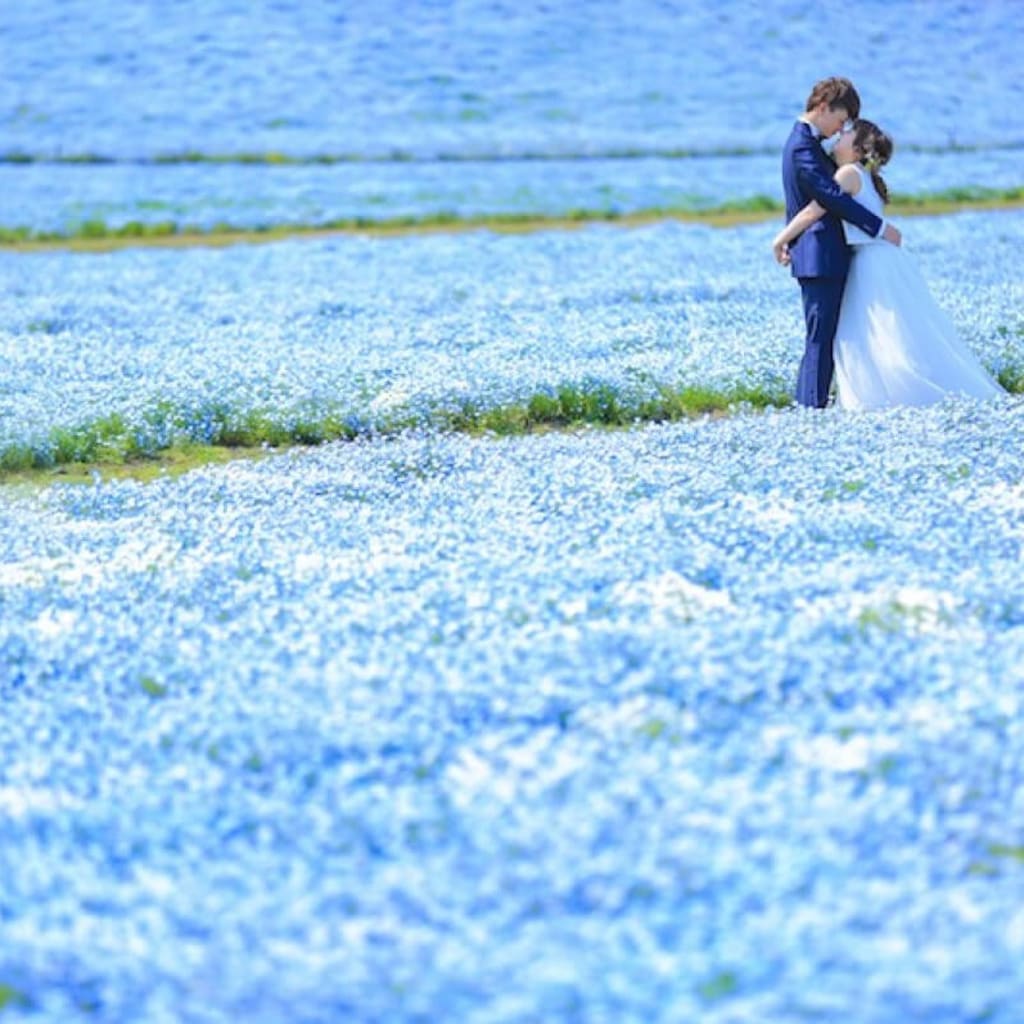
left=833, top=165, right=1002, bottom=410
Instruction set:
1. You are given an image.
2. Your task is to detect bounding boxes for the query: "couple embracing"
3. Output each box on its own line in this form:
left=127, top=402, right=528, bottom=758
left=776, top=77, right=1002, bottom=411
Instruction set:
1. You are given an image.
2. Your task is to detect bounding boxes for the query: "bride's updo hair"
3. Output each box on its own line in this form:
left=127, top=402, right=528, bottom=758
left=852, top=119, right=894, bottom=204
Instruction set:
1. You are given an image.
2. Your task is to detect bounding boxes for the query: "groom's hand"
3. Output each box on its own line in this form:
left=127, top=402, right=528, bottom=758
left=882, top=223, right=902, bottom=246
left=773, top=240, right=791, bottom=265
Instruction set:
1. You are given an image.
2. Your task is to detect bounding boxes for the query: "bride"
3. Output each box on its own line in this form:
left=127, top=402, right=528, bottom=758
left=772, top=119, right=1003, bottom=410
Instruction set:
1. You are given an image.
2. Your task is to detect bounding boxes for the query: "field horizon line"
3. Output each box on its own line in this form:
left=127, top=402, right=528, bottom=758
left=3, top=139, right=1024, bottom=166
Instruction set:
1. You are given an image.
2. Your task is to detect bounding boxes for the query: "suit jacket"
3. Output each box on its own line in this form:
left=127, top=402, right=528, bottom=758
left=781, top=121, right=883, bottom=279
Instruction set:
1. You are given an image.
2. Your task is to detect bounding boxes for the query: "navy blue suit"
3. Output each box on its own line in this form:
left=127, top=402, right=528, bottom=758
left=781, top=121, right=884, bottom=407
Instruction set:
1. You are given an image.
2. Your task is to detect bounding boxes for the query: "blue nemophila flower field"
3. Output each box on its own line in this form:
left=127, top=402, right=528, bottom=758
left=4, top=3, right=1024, bottom=1015
left=2, top=211, right=1023, bottom=466
left=1, top=397, right=1023, bottom=1021
left=4, top=0, right=1023, bottom=240
left=4, top=0, right=1022, bottom=158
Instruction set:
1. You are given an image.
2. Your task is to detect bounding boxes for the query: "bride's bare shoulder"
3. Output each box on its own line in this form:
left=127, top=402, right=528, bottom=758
left=833, top=163, right=862, bottom=195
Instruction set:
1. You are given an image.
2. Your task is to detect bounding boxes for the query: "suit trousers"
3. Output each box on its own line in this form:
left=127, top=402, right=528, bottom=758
left=796, top=275, right=847, bottom=408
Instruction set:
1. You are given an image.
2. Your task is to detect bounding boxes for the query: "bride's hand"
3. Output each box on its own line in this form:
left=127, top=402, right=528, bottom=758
left=772, top=239, right=791, bottom=265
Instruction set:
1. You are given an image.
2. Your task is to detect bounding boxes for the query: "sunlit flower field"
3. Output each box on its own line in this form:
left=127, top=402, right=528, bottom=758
left=3, top=400, right=1024, bottom=1021
left=3, top=211, right=1023, bottom=469
left=4, top=0, right=1024, bottom=1020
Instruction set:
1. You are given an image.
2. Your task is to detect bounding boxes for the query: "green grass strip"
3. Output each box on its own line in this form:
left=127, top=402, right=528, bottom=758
left=0, top=200, right=779, bottom=246
left=5, top=366, right=1022, bottom=487
left=4, top=189, right=1024, bottom=251
left=0, top=381, right=793, bottom=485
left=9, top=368, right=1024, bottom=487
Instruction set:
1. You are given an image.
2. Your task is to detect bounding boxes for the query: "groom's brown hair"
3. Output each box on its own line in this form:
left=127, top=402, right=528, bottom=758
left=805, top=77, right=861, bottom=118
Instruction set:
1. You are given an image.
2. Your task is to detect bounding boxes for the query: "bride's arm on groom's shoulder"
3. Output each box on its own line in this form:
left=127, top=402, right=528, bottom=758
left=772, top=201, right=825, bottom=264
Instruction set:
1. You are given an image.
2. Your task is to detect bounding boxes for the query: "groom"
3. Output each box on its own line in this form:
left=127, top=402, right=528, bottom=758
left=781, top=77, right=901, bottom=407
